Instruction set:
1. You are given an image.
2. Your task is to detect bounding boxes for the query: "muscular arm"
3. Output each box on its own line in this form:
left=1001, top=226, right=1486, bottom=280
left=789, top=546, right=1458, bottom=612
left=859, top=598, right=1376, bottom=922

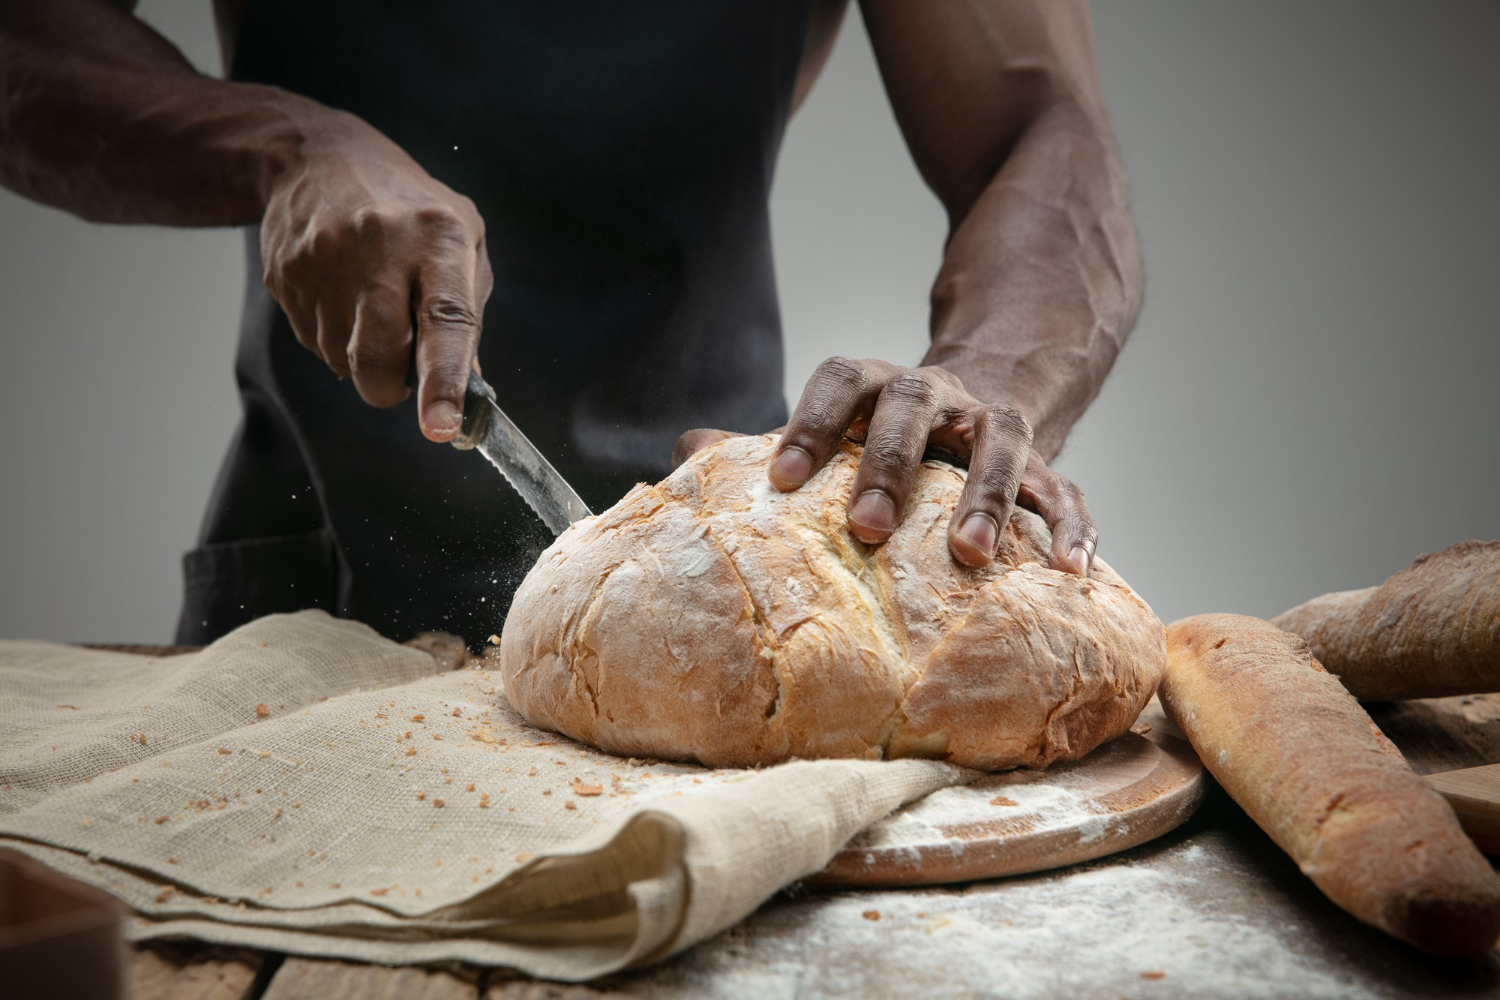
left=0, top=0, right=493, bottom=441
left=0, top=0, right=303, bottom=224
left=865, top=0, right=1141, bottom=462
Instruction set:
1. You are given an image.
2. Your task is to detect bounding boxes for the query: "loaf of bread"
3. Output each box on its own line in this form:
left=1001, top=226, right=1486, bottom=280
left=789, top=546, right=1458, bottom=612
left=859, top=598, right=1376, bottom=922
left=1272, top=540, right=1500, bottom=701
left=1160, top=613, right=1500, bottom=958
left=499, top=434, right=1166, bottom=769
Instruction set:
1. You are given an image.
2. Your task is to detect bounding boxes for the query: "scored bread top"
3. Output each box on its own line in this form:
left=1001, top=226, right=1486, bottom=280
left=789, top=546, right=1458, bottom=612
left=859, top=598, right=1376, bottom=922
left=499, top=435, right=1166, bottom=769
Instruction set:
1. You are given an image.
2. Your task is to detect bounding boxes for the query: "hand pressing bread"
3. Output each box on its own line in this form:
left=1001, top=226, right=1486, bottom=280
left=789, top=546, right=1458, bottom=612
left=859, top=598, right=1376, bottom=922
left=1272, top=541, right=1500, bottom=701
left=1159, top=613, right=1500, bottom=959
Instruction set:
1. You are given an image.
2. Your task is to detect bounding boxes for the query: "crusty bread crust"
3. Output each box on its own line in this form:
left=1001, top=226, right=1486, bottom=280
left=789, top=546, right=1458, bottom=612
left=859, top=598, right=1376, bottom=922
left=1272, top=540, right=1500, bottom=700
left=499, top=435, right=1166, bottom=770
left=1161, top=613, right=1500, bottom=958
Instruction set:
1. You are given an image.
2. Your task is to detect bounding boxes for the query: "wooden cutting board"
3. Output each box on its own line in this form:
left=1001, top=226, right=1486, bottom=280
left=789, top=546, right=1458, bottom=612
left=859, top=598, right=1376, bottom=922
left=809, top=728, right=1205, bottom=887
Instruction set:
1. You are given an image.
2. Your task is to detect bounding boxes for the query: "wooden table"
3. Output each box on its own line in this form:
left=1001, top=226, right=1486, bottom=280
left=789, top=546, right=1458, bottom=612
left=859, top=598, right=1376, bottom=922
left=125, top=693, right=1500, bottom=999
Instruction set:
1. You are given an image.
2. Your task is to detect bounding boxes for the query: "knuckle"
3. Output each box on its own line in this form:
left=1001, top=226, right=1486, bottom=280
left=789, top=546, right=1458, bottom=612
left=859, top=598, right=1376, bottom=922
left=346, top=339, right=403, bottom=376
left=917, top=365, right=964, bottom=392
left=814, top=355, right=868, bottom=388
left=419, top=294, right=480, bottom=331
left=350, top=206, right=392, bottom=240
left=414, top=204, right=466, bottom=238
left=883, top=372, right=939, bottom=409
left=980, top=404, right=1033, bottom=441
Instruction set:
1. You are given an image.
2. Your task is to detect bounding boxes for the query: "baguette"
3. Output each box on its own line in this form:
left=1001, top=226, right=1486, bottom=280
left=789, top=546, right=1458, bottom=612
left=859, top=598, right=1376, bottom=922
left=1160, top=613, right=1500, bottom=958
left=1272, top=540, right=1500, bottom=700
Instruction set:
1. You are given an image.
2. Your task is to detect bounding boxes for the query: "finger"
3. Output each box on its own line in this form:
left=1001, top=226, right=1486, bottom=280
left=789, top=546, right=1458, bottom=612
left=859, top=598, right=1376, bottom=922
left=846, top=372, right=946, bottom=543
left=314, top=292, right=356, bottom=379
left=414, top=252, right=483, bottom=443
left=771, top=357, right=884, bottom=492
left=346, top=273, right=414, bottom=408
left=672, top=428, right=742, bottom=467
left=948, top=404, right=1033, bottom=567
left=272, top=279, right=319, bottom=357
left=1017, top=459, right=1098, bottom=576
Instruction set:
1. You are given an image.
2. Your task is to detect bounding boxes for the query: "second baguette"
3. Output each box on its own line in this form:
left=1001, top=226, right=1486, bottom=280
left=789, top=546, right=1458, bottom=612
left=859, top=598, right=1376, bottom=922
left=1160, top=613, right=1500, bottom=958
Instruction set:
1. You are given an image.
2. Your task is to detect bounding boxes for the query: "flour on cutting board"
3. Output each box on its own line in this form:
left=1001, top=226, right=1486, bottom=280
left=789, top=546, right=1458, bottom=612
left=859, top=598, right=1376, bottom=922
left=845, top=773, right=1119, bottom=861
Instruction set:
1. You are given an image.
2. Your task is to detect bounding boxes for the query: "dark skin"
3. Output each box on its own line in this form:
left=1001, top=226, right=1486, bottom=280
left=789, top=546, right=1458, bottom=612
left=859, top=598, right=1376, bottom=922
left=0, top=0, right=1140, bottom=573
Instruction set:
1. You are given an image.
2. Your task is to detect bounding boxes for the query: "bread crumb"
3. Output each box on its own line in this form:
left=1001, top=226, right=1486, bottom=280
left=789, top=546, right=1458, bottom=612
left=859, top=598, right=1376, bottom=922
left=166, top=857, right=179, bottom=865
left=466, top=783, right=475, bottom=792
left=515, top=852, right=532, bottom=863
left=564, top=800, right=577, bottom=810
left=542, top=789, right=551, bottom=796
left=478, top=800, right=490, bottom=809
left=444, top=777, right=452, bottom=784
left=433, top=798, right=445, bottom=808
left=155, top=886, right=175, bottom=904
left=328, top=883, right=341, bottom=890
left=416, top=791, right=426, bottom=801
left=258, top=750, right=272, bottom=759
left=862, top=909, right=880, bottom=921
left=154, top=815, right=169, bottom=825
left=990, top=796, right=1018, bottom=807
left=1141, top=971, right=1166, bottom=981
left=406, top=746, right=417, bottom=756
left=256, top=703, right=270, bottom=718
left=452, top=707, right=463, bottom=717
left=138, top=733, right=147, bottom=745
left=370, top=887, right=390, bottom=897
left=410, top=713, right=425, bottom=723
left=217, top=747, right=231, bottom=755
left=571, top=778, right=603, bottom=797
left=488, top=634, right=501, bottom=645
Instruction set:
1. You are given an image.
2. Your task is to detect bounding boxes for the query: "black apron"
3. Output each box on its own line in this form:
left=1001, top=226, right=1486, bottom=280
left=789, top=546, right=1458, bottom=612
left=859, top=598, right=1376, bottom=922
left=177, top=1, right=807, bottom=645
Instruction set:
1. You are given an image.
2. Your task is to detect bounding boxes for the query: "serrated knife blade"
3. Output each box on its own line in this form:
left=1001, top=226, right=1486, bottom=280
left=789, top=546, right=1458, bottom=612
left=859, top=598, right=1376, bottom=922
left=449, top=372, right=592, bottom=535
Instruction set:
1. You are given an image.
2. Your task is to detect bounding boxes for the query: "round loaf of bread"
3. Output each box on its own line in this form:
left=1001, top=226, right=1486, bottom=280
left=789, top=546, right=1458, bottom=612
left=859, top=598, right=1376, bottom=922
left=498, top=435, right=1166, bottom=769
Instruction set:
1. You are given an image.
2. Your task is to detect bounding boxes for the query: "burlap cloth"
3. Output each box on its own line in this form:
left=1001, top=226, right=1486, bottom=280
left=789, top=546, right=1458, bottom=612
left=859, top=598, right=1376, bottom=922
left=0, top=611, right=967, bottom=979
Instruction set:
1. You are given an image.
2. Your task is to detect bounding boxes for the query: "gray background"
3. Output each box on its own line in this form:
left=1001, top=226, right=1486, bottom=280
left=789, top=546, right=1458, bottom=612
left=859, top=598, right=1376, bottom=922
left=2, top=1, right=1496, bottom=643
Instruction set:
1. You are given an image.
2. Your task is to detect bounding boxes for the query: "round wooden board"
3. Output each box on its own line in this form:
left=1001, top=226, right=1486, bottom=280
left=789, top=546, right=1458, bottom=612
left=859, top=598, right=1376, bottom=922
left=808, top=729, right=1205, bottom=887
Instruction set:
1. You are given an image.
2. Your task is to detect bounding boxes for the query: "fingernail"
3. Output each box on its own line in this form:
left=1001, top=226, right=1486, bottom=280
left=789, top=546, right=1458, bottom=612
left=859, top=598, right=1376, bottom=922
left=425, top=400, right=463, bottom=438
left=769, top=446, right=813, bottom=490
left=1069, top=544, right=1093, bottom=575
left=956, top=513, right=999, bottom=558
left=849, top=490, right=897, bottom=538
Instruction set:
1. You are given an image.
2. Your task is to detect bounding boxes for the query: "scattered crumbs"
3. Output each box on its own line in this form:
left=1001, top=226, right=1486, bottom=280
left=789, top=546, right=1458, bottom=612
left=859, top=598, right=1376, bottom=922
left=542, top=789, right=552, bottom=796
left=370, top=887, right=391, bottom=897
left=55, top=704, right=79, bottom=710
left=258, top=750, right=273, bottom=759
left=256, top=703, right=270, bottom=718
left=217, top=748, right=232, bottom=755
left=166, top=857, right=179, bottom=865
left=410, top=714, right=426, bottom=723
left=138, top=733, right=147, bottom=746
left=1141, top=971, right=1166, bottom=981
left=862, top=909, right=881, bottom=921
left=528, top=766, right=539, bottom=777
left=452, top=707, right=463, bottom=717
left=416, top=791, right=426, bottom=801
left=271, top=807, right=283, bottom=821
left=990, top=796, right=1018, bottom=807
left=154, top=815, right=169, bottom=825
left=444, top=778, right=452, bottom=785
left=488, top=634, right=500, bottom=645
left=154, top=886, right=175, bottom=904
left=433, top=799, right=445, bottom=808
left=406, top=747, right=418, bottom=757
left=571, top=778, right=603, bottom=797
left=515, top=853, right=532, bottom=863
left=564, top=800, right=577, bottom=811
left=466, top=783, right=476, bottom=792
left=329, top=883, right=341, bottom=890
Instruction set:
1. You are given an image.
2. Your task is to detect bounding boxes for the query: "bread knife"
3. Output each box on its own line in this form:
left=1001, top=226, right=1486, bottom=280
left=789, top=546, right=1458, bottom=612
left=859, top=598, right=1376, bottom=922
left=446, top=371, right=593, bottom=535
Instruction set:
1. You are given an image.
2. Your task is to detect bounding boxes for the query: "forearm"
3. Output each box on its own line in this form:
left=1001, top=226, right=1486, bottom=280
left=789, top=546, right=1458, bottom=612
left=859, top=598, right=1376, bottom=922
left=0, top=0, right=321, bottom=226
left=923, top=104, right=1142, bottom=462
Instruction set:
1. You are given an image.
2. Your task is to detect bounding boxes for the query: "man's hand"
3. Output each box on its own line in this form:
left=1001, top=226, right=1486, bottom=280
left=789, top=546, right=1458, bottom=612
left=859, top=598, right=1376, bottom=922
left=674, top=357, right=1096, bottom=575
left=261, top=112, right=493, bottom=442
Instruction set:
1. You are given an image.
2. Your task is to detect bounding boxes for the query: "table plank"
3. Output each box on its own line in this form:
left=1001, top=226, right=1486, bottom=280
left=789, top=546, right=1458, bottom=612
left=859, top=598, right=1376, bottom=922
left=260, top=957, right=479, bottom=1000
left=126, top=942, right=262, bottom=1000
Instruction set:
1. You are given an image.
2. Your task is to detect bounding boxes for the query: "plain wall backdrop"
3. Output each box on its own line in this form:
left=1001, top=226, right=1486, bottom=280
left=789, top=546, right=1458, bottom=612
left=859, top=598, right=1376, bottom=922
left=2, top=1, right=1497, bottom=643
